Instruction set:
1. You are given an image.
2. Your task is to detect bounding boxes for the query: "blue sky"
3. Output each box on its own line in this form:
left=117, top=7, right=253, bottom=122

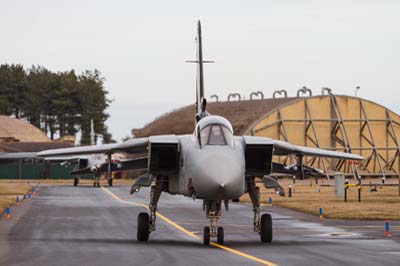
left=1, top=0, right=399, bottom=141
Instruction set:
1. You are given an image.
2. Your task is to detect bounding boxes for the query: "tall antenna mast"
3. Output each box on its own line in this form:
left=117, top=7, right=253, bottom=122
left=90, top=119, right=95, bottom=145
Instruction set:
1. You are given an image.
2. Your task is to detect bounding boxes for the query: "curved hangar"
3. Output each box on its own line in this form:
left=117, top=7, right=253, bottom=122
left=133, top=93, right=400, bottom=178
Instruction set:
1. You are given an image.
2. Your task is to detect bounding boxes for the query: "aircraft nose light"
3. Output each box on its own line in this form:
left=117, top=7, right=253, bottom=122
left=220, top=183, right=225, bottom=189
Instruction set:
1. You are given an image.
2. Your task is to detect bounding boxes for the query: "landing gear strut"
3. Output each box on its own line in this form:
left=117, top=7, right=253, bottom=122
left=247, top=177, right=273, bottom=243
left=136, top=176, right=167, bottom=242
left=73, top=177, right=79, bottom=187
left=93, top=175, right=100, bottom=187
left=107, top=153, right=113, bottom=187
left=203, top=200, right=224, bottom=245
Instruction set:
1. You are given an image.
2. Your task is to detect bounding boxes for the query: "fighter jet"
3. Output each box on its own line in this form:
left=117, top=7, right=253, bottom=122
left=55, top=121, right=146, bottom=188
left=0, top=120, right=118, bottom=187
left=38, top=21, right=363, bottom=245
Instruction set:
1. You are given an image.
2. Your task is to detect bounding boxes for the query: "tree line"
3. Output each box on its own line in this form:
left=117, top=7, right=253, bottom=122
left=0, top=64, right=113, bottom=144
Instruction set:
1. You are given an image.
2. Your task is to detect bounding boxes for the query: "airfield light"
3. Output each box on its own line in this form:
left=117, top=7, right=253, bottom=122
left=5, top=206, right=11, bottom=219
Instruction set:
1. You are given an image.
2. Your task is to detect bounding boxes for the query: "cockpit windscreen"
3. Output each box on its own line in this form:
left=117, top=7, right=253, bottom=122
left=200, top=124, right=233, bottom=146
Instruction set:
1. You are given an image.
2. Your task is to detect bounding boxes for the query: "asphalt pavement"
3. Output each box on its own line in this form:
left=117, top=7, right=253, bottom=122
left=0, top=184, right=399, bottom=266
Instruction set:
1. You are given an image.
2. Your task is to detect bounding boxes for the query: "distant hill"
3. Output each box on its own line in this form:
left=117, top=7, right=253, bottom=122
left=132, top=98, right=298, bottom=137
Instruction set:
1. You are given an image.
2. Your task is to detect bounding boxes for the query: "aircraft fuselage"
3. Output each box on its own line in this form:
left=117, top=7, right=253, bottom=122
left=171, top=130, right=246, bottom=201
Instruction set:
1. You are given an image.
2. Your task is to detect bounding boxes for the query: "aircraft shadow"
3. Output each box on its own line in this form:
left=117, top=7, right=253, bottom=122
left=32, top=238, right=331, bottom=248
left=33, top=238, right=203, bottom=247
left=224, top=240, right=334, bottom=248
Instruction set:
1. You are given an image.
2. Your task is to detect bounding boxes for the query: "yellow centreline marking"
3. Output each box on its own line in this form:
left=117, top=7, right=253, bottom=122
left=101, top=186, right=277, bottom=266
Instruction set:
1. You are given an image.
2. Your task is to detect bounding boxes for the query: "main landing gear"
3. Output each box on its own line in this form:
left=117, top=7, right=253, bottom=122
left=248, top=177, right=273, bottom=243
left=137, top=176, right=167, bottom=242
left=203, top=200, right=224, bottom=245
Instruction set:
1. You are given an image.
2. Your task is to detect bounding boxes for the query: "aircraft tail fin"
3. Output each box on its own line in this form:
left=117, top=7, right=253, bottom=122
left=186, top=20, right=213, bottom=122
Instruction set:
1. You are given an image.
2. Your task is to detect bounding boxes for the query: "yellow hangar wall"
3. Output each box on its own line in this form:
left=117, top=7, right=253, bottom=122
left=246, top=95, right=400, bottom=177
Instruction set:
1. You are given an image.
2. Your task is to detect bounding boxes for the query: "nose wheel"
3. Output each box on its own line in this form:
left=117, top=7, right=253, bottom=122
left=203, top=226, right=224, bottom=245
left=203, top=226, right=210, bottom=245
left=217, top=227, right=224, bottom=244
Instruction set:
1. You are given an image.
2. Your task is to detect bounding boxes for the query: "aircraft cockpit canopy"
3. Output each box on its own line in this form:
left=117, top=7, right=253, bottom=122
left=196, top=116, right=234, bottom=147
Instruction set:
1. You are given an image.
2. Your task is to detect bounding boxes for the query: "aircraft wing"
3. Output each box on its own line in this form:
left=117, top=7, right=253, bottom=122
left=71, top=157, right=148, bottom=175
left=37, top=138, right=149, bottom=157
left=0, top=152, right=38, bottom=160
left=242, top=136, right=363, bottom=161
left=41, top=156, right=89, bottom=161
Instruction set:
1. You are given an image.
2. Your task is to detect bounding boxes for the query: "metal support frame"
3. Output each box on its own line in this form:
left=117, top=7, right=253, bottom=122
left=253, top=94, right=400, bottom=179
left=358, top=100, right=385, bottom=178
left=304, top=100, right=329, bottom=179
left=383, top=110, right=400, bottom=173
left=328, top=93, right=358, bottom=177
left=277, top=110, right=295, bottom=165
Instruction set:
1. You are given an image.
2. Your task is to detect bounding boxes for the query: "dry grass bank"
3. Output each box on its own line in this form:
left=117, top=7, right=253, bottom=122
left=0, top=180, right=33, bottom=213
left=240, top=178, right=400, bottom=220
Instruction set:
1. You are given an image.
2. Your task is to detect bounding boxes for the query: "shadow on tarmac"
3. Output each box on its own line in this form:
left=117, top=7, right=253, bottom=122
left=16, top=237, right=336, bottom=248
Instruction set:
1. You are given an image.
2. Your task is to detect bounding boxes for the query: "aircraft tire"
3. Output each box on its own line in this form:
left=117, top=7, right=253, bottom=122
left=93, top=181, right=96, bottom=187
left=217, top=227, right=224, bottom=245
left=108, top=179, right=113, bottom=187
left=260, top=213, right=273, bottom=243
left=203, top=226, right=210, bottom=245
left=73, top=178, right=79, bottom=187
left=137, top=212, right=150, bottom=241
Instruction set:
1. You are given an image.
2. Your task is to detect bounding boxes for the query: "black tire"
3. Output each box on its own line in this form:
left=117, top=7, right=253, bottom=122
left=137, top=212, right=150, bottom=241
left=217, top=227, right=224, bottom=245
left=108, top=179, right=113, bottom=187
left=203, top=226, right=210, bottom=245
left=260, top=213, right=273, bottom=243
left=93, top=181, right=96, bottom=187
left=73, top=178, right=79, bottom=187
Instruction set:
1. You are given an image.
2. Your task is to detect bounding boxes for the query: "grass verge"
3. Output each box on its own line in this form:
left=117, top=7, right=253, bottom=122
left=240, top=178, right=400, bottom=220
left=0, top=181, right=33, bottom=214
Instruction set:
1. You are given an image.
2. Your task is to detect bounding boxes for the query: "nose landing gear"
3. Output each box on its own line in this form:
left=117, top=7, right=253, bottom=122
left=203, top=200, right=224, bottom=245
